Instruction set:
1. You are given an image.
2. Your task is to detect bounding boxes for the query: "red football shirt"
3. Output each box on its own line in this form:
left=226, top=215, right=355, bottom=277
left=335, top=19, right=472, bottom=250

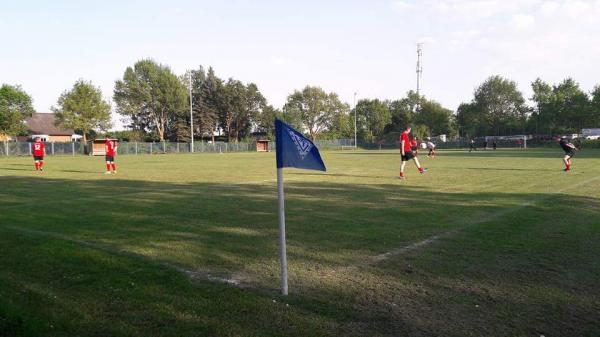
left=105, top=140, right=116, bottom=156
left=32, top=141, right=44, bottom=156
left=400, top=131, right=411, bottom=152
left=410, top=139, right=418, bottom=149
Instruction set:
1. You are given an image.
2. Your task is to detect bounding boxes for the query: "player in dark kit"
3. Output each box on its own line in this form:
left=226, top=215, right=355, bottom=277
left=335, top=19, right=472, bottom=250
left=105, top=138, right=117, bottom=174
left=399, top=126, right=426, bottom=179
left=32, top=137, right=45, bottom=171
left=559, top=136, right=577, bottom=171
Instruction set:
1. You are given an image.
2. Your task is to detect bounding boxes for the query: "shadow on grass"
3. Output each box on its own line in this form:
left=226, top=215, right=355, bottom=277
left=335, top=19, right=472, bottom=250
left=0, top=175, right=599, bottom=336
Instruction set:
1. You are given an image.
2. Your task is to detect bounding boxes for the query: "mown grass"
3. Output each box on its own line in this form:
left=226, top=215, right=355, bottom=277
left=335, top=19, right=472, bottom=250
left=1, top=148, right=599, bottom=337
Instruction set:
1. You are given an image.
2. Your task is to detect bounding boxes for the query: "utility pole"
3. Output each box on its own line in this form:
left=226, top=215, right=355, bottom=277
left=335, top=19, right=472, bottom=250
left=189, top=71, right=194, bottom=153
left=353, top=92, right=357, bottom=149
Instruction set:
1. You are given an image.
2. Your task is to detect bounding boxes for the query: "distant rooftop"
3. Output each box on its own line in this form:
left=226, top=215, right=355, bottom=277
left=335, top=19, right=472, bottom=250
left=25, top=113, right=75, bottom=136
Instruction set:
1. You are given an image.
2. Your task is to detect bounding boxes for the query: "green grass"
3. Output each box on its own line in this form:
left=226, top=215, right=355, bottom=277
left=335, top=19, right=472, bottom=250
left=1, top=148, right=599, bottom=337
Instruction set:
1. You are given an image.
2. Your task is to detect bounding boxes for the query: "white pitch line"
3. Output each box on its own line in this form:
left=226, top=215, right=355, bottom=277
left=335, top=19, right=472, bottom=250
left=1, top=225, right=246, bottom=288
left=371, top=175, right=600, bottom=264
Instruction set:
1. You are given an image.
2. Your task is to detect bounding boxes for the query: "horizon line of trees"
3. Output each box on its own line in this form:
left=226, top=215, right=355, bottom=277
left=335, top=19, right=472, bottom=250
left=2, top=60, right=600, bottom=143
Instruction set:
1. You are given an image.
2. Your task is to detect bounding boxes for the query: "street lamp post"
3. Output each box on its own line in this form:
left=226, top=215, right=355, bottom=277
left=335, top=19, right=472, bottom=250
left=353, top=92, right=357, bottom=149
left=189, top=71, right=194, bottom=153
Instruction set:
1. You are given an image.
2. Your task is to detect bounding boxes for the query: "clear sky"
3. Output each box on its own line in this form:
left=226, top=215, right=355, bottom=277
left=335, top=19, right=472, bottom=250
left=2, top=0, right=600, bottom=129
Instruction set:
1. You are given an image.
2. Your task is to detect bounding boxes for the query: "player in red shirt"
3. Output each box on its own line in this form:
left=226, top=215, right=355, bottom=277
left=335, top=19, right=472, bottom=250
left=410, top=137, right=419, bottom=156
left=105, top=137, right=117, bottom=174
left=32, top=137, right=45, bottom=171
left=399, top=126, right=426, bottom=179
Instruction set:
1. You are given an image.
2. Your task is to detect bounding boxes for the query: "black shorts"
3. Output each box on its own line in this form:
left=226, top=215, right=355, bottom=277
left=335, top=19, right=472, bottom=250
left=564, top=151, right=575, bottom=158
left=401, top=151, right=415, bottom=161
left=33, top=155, right=44, bottom=161
left=105, top=155, right=115, bottom=162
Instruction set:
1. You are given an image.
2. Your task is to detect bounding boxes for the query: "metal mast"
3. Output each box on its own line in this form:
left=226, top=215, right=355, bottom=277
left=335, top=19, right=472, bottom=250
left=416, top=43, right=423, bottom=97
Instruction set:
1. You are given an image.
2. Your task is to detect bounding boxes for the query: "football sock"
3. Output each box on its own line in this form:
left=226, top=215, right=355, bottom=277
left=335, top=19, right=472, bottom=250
left=111, top=163, right=117, bottom=171
left=418, top=167, right=424, bottom=173
left=35, top=162, right=39, bottom=170
left=106, top=164, right=111, bottom=171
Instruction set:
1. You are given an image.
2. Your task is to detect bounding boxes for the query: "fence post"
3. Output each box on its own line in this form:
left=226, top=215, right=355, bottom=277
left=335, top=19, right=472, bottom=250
left=163, top=141, right=166, bottom=153
left=28, top=144, right=31, bottom=156
left=150, top=142, right=153, bottom=154
left=225, top=143, right=228, bottom=152
left=72, top=142, right=75, bottom=156
left=4, top=142, right=7, bottom=156
left=177, top=142, right=179, bottom=153
left=51, top=142, right=54, bottom=155
left=135, top=142, right=138, bottom=155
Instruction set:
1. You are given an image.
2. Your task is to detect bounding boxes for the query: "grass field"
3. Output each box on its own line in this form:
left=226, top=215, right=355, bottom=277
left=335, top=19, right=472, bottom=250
left=1, top=148, right=599, bottom=337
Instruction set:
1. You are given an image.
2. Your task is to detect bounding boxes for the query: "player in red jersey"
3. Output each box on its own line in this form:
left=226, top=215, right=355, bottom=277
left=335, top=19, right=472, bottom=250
left=105, top=137, right=117, bottom=174
left=410, top=137, right=419, bottom=156
left=32, top=137, right=45, bottom=171
left=399, top=126, right=426, bottom=179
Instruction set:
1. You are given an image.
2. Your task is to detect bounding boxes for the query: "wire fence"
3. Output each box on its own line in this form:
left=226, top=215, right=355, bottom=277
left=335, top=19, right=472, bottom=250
left=0, top=139, right=355, bottom=157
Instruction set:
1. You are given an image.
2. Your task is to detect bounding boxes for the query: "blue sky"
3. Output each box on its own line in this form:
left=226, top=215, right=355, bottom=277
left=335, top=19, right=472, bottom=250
left=2, top=0, right=600, bottom=129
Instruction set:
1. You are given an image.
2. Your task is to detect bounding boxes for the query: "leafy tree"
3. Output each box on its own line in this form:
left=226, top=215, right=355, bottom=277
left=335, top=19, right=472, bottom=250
left=194, top=67, right=220, bottom=142
left=114, top=59, right=187, bottom=141
left=385, top=92, right=419, bottom=133
left=414, top=99, right=454, bottom=136
left=355, top=99, right=391, bottom=142
left=456, top=102, right=484, bottom=137
left=0, top=84, right=34, bottom=137
left=473, top=75, right=526, bottom=135
left=53, top=80, right=112, bottom=143
left=528, top=78, right=554, bottom=134
left=254, top=104, right=282, bottom=139
left=219, top=79, right=246, bottom=142
left=591, top=85, right=600, bottom=127
left=283, top=86, right=349, bottom=140
left=457, top=76, right=526, bottom=136
left=552, top=78, right=590, bottom=132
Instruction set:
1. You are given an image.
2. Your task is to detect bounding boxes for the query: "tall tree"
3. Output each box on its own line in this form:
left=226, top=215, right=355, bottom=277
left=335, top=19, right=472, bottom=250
left=0, top=84, right=35, bottom=137
left=53, top=80, right=112, bottom=143
left=414, top=99, right=455, bottom=136
left=591, top=85, right=600, bottom=128
left=194, top=67, right=220, bottom=142
left=456, top=102, right=480, bottom=137
left=529, top=78, right=554, bottom=134
left=552, top=78, right=590, bottom=132
left=473, top=75, right=526, bottom=135
left=385, top=92, right=419, bottom=133
left=355, top=99, right=391, bottom=142
left=114, top=59, right=187, bottom=141
left=283, top=86, right=349, bottom=140
left=254, top=104, right=282, bottom=139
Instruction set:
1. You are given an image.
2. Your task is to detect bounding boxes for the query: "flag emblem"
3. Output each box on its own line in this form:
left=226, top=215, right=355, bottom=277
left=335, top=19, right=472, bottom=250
left=275, top=119, right=326, bottom=171
left=288, top=130, right=313, bottom=159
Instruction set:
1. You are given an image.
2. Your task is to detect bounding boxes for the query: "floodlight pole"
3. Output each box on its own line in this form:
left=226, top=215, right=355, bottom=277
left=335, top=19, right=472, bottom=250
left=277, top=168, right=289, bottom=295
left=353, top=92, right=357, bottom=149
left=189, top=71, right=194, bottom=153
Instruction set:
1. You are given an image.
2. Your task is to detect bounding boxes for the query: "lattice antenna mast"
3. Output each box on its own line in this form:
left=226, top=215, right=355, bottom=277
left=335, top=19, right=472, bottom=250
left=416, top=43, right=423, bottom=97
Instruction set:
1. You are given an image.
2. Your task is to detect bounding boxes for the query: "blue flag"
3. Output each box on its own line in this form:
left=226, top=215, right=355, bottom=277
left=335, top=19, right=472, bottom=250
left=275, top=119, right=326, bottom=171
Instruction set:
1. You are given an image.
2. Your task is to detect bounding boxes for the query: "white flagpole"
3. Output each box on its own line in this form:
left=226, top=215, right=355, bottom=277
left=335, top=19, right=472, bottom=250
left=277, top=167, right=289, bottom=295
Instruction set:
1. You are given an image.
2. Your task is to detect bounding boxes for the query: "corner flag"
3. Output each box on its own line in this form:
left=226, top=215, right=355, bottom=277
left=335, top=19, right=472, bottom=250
left=275, top=119, right=326, bottom=171
left=275, top=119, right=326, bottom=295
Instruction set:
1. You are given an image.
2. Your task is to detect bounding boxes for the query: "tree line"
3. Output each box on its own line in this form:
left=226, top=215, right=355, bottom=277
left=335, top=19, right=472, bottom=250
left=457, top=76, right=600, bottom=137
left=2, top=60, right=599, bottom=143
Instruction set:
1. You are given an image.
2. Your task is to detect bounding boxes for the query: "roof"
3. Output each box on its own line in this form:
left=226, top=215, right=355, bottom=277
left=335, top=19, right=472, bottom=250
left=25, top=113, right=75, bottom=136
